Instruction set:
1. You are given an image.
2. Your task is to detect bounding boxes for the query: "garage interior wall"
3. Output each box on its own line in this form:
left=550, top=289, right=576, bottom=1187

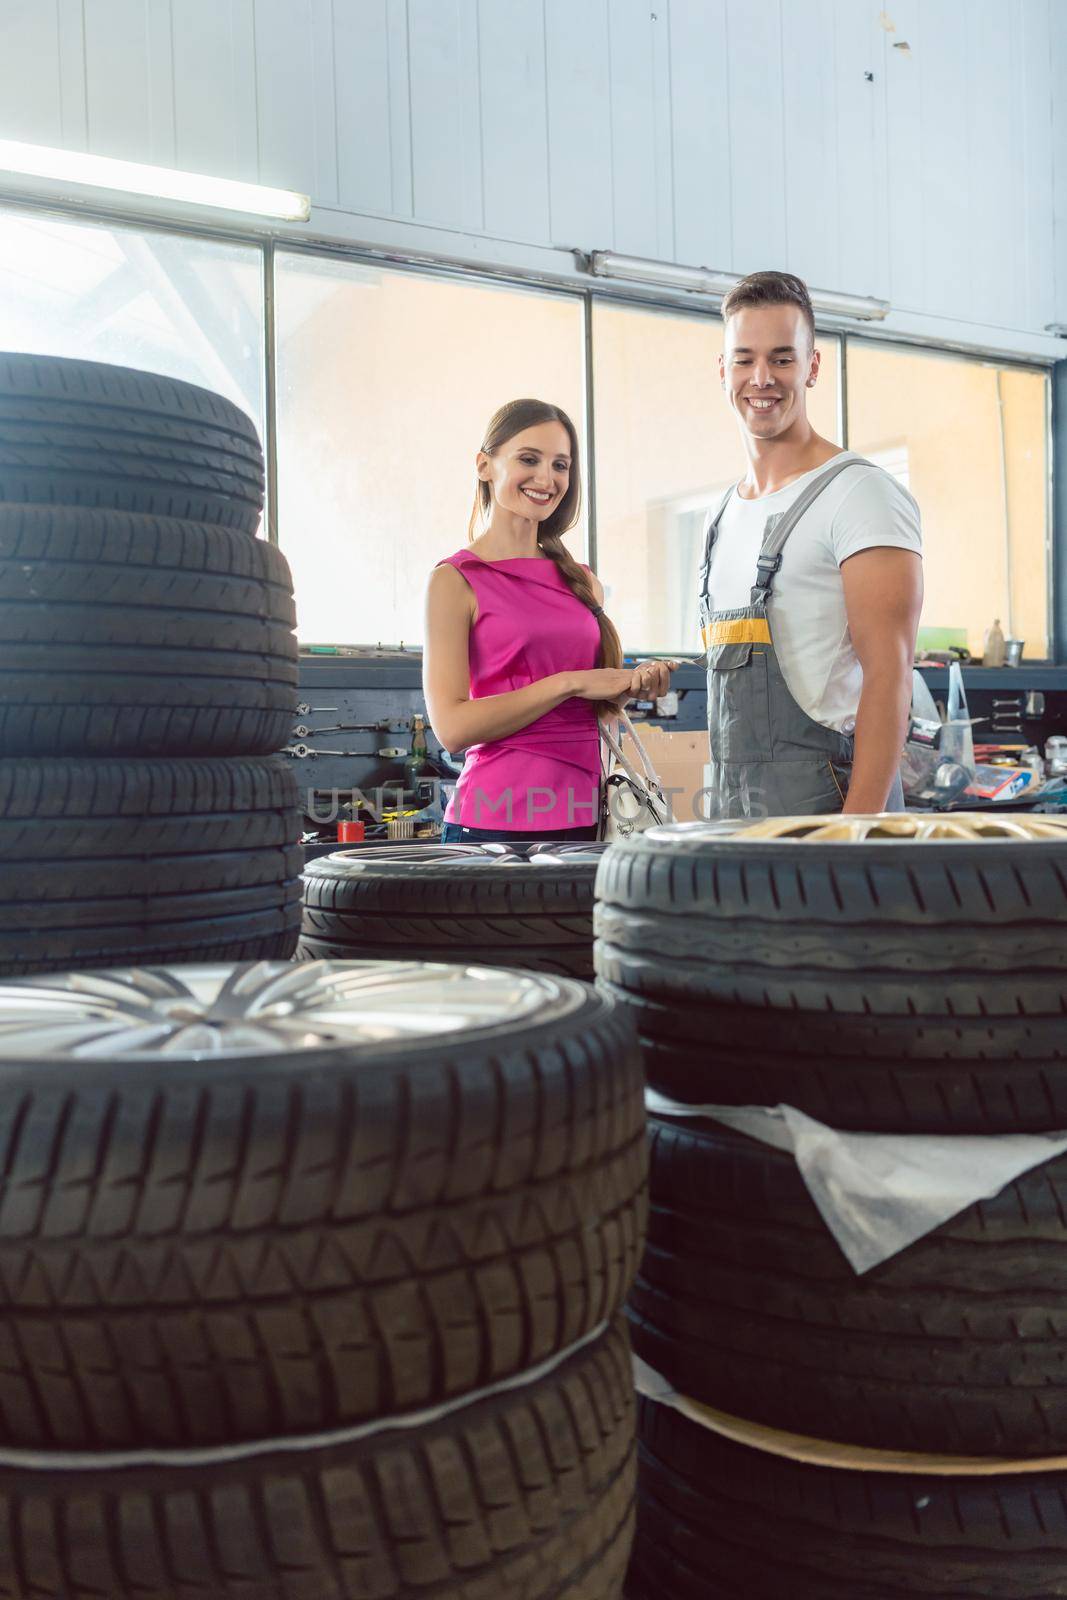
left=0, top=0, right=1063, bottom=655
left=1, top=0, right=1065, bottom=348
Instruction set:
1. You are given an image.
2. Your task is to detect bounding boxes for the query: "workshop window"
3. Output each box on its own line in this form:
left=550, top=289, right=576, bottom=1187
left=0, top=205, right=267, bottom=501
left=846, top=340, right=1051, bottom=660
left=590, top=299, right=842, bottom=653
left=274, top=253, right=587, bottom=645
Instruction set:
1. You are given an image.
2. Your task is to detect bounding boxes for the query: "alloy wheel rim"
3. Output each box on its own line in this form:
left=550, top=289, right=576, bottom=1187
left=0, top=961, right=561, bottom=1059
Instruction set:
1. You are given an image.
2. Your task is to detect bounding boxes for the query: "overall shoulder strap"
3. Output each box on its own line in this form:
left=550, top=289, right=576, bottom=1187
left=699, top=485, right=737, bottom=588
left=752, top=454, right=865, bottom=605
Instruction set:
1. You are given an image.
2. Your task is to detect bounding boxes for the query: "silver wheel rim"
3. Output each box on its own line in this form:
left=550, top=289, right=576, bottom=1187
left=326, top=844, right=490, bottom=865
left=529, top=844, right=607, bottom=864
left=0, top=961, right=562, bottom=1059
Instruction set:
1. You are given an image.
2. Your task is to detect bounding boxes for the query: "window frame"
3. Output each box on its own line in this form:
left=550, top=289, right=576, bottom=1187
left=1055, top=361, right=1067, bottom=667
left=0, top=190, right=1058, bottom=659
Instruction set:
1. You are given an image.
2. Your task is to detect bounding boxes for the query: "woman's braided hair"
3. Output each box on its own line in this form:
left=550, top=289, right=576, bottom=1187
left=469, top=398, right=623, bottom=714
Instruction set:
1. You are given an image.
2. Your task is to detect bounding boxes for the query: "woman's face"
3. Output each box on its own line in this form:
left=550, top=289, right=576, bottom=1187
left=478, top=421, right=572, bottom=524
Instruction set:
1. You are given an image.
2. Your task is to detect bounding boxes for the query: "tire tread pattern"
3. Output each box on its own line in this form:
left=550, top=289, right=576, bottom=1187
left=0, top=1321, right=636, bottom=1599
left=0, top=983, right=645, bottom=1447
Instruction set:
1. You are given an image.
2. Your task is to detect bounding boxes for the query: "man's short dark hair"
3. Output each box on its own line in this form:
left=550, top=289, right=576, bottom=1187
left=721, top=271, right=815, bottom=343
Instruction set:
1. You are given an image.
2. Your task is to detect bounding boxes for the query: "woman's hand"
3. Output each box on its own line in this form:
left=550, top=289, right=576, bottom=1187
left=568, top=661, right=680, bottom=712
left=632, top=658, right=680, bottom=699
left=569, top=667, right=644, bottom=702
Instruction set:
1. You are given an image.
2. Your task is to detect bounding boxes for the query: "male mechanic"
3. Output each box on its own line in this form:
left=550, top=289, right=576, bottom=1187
left=700, top=271, right=923, bottom=817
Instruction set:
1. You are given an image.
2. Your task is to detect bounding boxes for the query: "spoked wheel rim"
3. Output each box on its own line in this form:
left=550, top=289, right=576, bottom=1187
left=0, top=961, right=570, bottom=1059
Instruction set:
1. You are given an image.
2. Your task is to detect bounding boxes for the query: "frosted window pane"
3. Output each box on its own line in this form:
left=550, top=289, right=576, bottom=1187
left=847, top=340, right=1050, bottom=659
left=275, top=254, right=586, bottom=646
left=0, top=206, right=266, bottom=477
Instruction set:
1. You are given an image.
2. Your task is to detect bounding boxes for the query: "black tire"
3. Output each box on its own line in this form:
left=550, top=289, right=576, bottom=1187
left=630, top=1115, right=1067, bottom=1457
left=595, top=823, right=1067, bottom=1015
left=633, top=1393, right=1067, bottom=1599
left=0, top=504, right=296, bottom=624
left=0, top=1319, right=635, bottom=1600
left=600, top=979, right=1067, bottom=1135
left=596, top=897, right=1067, bottom=1014
left=2, top=601, right=296, bottom=656
left=0, top=962, right=645, bottom=1447
left=6, top=884, right=304, bottom=974
left=301, top=844, right=604, bottom=979
left=295, top=933, right=596, bottom=975
left=0, top=755, right=302, bottom=976
left=0, top=353, right=263, bottom=531
left=0, top=642, right=298, bottom=757
left=595, top=826, right=1067, bottom=1132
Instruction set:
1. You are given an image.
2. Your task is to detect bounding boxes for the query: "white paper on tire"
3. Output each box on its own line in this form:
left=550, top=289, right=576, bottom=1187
left=646, top=1089, right=1067, bottom=1274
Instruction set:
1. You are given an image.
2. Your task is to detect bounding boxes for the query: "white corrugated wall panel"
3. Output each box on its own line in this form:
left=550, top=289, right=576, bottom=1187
left=780, top=0, right=840, bottom=292
left=545, top=0, right=613, bottom=248
left=0, top=2, right=64, bottom=148
left=1051, top=0, right=1067, bottom=324
left=724, top=0, right=787, bottom=273
left=333, top=0, right=396, bottom=216
left=406, top=0, right=483, bottom=230
left=1019, top=0, right=1056, bottom=333
left=0, top=0, right=1061, bottom=342
left=668, top=0, right=732, bottom=273
left=82, top=0, right=153, bottom=163
left=833, top=0, right=888, bottom=302
left=478, top=0, right=550, bottom=244
left=170, top=0, right=258, bottom=181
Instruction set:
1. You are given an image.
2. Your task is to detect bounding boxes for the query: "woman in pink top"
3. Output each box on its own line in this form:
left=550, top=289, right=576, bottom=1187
left=424, top=397, right=675, bottom=842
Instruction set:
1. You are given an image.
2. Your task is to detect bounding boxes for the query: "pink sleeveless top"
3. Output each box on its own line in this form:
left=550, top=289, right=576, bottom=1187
left=438, top=550, right=601, bottom=830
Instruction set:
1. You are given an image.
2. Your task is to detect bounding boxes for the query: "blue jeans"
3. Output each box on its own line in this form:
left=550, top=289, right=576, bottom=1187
left=441, top=822, right=600, bottom=844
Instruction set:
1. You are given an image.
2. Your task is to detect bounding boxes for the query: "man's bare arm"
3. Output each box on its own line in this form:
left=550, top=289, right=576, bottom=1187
left=841, top=547, right=924, bottom=814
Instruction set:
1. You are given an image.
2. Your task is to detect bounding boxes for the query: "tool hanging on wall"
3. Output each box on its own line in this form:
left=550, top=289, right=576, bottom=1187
left=284, top=744, right=351, bottom=759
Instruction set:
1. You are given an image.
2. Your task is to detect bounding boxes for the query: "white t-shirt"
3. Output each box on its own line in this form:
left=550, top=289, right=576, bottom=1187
left=703, top=451, right=923, bottom=732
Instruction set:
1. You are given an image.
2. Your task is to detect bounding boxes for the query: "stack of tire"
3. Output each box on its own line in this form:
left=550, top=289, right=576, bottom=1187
left=300, top=840, right=608, bottom=977
left=0, top=956, right=646, bottom=1598
left=593, top=813, right=1067, bottom=1597
left=0, top=352, right=302, bottom=975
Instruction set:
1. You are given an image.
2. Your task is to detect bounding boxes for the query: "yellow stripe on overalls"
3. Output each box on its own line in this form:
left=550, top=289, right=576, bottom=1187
left=700, top=617, right=773, bottom=648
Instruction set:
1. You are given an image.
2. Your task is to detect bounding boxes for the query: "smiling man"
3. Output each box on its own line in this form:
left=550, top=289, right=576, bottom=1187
left=699, top=270, right=923, bottom=818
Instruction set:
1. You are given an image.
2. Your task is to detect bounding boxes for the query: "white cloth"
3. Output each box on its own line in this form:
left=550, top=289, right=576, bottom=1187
left=647, top=1090, right=1067, bottom=1275
left=704, top=451, right=923, bottom=732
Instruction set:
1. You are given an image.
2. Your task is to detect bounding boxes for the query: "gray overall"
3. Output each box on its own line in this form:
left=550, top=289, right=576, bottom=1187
left=698, top=455, right=906, bottom=820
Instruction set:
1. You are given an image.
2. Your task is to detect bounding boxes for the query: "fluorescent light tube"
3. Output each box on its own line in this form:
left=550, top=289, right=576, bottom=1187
left=808, top=287, right=890, bottom=322
left=589, top=252, right=737, bottom=298
left=0, top=139, right=310, bottom=222
left=588, top=250, right=889, bottom=322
